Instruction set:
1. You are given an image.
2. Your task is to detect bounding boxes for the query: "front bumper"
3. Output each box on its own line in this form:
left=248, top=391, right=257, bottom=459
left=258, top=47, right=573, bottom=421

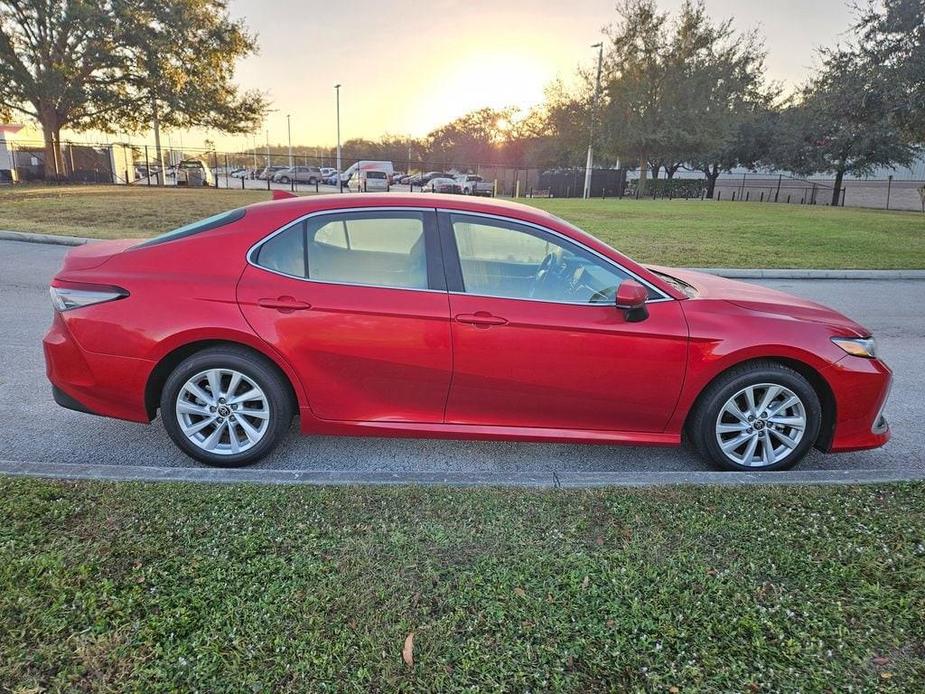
left=825, top=355, right=892, bottom=452
left=43, top=311, right=154, bottom=423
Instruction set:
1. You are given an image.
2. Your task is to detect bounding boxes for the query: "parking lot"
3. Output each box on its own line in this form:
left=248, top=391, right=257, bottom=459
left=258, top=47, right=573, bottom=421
left=1, top=237, right=922, bottom=483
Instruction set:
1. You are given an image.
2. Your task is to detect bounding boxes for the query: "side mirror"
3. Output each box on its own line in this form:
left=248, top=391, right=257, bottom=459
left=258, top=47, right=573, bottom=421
left=615, top=280, right=649, bottom=322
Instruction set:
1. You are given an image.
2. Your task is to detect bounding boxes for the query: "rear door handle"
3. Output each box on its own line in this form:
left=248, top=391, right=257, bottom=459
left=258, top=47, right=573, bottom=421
left=257, top=296, right=312, bottom=312
left=455, top=312, right=508, bottom=327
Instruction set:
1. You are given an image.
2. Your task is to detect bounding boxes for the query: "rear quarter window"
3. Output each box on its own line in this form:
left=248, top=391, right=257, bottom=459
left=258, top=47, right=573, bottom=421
left=133, top=208, right=246, bottom=248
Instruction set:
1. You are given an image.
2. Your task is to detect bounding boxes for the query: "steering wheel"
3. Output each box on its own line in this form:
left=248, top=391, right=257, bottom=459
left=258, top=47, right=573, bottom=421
left=529, top=249, right=562, bottom=299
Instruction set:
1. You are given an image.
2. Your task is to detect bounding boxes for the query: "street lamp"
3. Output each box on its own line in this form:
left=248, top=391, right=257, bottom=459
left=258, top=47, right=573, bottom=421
left=286, top=114, right=293, bottom=171
left=335, top=84, right=342, bottom=188
left=583, top=42, right=604, bottom=199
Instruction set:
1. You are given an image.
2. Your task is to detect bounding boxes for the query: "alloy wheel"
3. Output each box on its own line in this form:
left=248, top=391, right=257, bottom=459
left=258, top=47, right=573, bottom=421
left=714, top=382, right=807, bottom=468
left=175, top=368, right=270, bottom=456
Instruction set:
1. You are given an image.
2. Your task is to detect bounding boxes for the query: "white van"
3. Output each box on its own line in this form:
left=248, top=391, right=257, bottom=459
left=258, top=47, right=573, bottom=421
left=360, top=170, right=390, bottom=192
left=343, top=160, right=394, bottom=189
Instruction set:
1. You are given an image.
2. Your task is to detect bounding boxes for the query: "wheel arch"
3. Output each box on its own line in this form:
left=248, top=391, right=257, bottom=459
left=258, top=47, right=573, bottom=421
left=144, top=337, right=304, bottom=420
left=683, top=356, right=836, bottom=451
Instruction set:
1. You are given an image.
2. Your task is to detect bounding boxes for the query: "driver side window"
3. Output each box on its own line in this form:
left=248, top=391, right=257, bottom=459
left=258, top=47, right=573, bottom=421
left=450, top=214, right=631, bottom=304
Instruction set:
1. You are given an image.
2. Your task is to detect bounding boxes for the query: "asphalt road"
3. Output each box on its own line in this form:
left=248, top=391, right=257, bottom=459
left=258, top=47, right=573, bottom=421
left=0, top=238, right=922, bottom=481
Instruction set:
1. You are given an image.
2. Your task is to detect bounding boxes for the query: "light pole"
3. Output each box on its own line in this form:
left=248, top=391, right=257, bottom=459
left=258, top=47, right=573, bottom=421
left=583, top=42, right=604, bottom=199
left=286, top=114, right=293, bottom=170
left=335, top=84, right=342, bottom=183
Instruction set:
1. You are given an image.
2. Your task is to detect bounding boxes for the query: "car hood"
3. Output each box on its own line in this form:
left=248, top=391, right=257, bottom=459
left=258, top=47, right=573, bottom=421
left=649, top=265, right=870, bottom=337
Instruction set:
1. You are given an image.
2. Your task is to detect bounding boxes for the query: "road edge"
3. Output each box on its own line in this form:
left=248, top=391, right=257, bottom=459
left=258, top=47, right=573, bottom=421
left=1, top=459, right=923, bottom=488
left=3, top=229, right=922, bottom=279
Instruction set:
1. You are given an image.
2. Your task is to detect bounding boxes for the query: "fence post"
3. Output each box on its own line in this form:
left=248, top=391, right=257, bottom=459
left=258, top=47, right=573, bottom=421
left=775, top=174, right=782, bottom=202
left=717, top=190, right=721, bottom=201
left=745, top=191, right=750, bottom=201
left=732, top=191, right=736, bottom=201
left=224, top=155, right=229, bottom=189
left=787, top=194, right=791, bottom=204
left=841, top=188, right=846, bottom=206
left=145, top=146, right=151, bottom=187
left=760, top=192, right=764, bottom=202
left=886, top=175, right=893, bottom=210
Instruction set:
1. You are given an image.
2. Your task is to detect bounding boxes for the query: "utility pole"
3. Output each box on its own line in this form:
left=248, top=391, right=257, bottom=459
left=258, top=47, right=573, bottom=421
left=335, top=84, right=342, bottom=184
left=287, top=114, right=293, bottom=170
left=583, top=42, right=604, bottom=199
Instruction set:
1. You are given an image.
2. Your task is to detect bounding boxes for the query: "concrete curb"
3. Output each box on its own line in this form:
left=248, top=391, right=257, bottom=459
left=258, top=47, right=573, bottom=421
left=691, top=267, right=925, bottom=280
left=1, top=459, right=923, bottom=488
left=0, top=229, right=91, bottom=246
left=2, top=229, right=923, bottom=279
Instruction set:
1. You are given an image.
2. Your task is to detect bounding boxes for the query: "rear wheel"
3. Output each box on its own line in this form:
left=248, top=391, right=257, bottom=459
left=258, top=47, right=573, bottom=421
left=688, top=361, right=821, bottom=471
left=160, top=347, right=293, bottom=467
left=278, top=176, right=290, bottom=184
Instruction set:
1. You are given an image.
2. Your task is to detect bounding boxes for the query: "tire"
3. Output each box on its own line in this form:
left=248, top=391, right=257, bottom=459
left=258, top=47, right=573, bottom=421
left=160, top=346, right=294, bottom=467
left=687, top=360, right=821, bottom=471
left=308, top=177, right=317, bottom=184
left=279, top=176, right=290, bottom=185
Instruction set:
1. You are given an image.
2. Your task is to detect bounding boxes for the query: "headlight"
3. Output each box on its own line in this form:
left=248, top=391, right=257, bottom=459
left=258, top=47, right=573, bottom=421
left=49, top=284, right=128, bottom=312
left=831, top=336, right=877, bottom=359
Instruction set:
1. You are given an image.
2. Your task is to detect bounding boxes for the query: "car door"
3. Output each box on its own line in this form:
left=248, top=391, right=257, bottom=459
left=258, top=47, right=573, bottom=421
left=238, top=208, right=452, bottom=423
left=439, top=211, right=689, bottom=433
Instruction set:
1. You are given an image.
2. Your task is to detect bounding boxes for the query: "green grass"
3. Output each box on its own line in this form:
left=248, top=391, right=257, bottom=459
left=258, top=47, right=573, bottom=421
left=0, top=185, right=270, bottom=239
left=0, top=185, right=923, bottom=267
left=2, top=478, right=923, bottom=690
left=527, top=198, right=925, bottom=269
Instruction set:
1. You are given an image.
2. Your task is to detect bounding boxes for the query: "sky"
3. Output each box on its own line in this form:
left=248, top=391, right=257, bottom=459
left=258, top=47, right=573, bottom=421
left=67, top=0, right=860, bottom=151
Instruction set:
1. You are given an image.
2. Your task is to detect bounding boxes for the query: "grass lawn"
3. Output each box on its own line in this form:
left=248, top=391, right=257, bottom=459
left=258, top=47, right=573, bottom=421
left=1, top=478, right=923, bottom=690
left=1, top=185, right=923, bottom=268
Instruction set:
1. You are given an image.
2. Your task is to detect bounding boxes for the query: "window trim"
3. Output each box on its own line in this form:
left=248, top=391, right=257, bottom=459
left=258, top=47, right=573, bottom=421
left=436, top=210, right=673, bottom=305
left=247, top=206, right=446, bottom=293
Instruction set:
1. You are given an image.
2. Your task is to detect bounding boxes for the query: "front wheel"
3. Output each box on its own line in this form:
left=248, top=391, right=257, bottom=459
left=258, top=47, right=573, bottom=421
left=160, top=347, right=294, bottom=467
left=688, top=361, right=821, bottom=471
left=278, top=176, right=290, bottom=184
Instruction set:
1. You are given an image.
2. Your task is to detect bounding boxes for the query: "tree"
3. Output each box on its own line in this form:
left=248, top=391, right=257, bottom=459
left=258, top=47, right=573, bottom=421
left=856, top=0, right=925, bottom=141
left=0, top=1, right=125, bottom=177
left=771, top=50, right=917, bottom=206
left=425, top=107, right=517, bottom=168
left=0, top=0, right=268, bottom=180
left=595, top=1, right=771, bottom=194
left=106, top=0, right=269, bottom=180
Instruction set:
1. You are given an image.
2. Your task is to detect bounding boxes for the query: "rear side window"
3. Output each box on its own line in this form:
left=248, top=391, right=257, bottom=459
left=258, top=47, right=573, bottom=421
left=134, top=208, right=245, bottom=248
left=254, top=211, right=429, bottom=290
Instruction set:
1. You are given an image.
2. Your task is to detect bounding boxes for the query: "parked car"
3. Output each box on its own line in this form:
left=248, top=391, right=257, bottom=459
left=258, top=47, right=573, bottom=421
left=320, top=167, right=338, bottom=178
left=425, top=177, right=462, bottom=194
left=43, top=194, right=892, bottom=471
left=360, top=170, right=390, bottom=192
left=230, top=168, right=253, bottom=179
left=175, top=159, right=214, bottom=187
left=390, top=171, right=405, bottom=184
left=456, top=174, right=493, bottom=196
left=322, top=171, right=344, bottom=186
left=256, top=165, right=287, bottom=180
left=272, top=166, right=323, bottom=185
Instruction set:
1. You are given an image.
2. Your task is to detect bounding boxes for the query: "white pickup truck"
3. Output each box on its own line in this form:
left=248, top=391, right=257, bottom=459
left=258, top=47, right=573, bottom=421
left=455, top=174, right=494, bottom=196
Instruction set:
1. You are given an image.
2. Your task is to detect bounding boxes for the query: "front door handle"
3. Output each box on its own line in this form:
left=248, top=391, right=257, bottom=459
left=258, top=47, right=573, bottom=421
left=257, top=296, right=312, bottom=312
left=455, top=312, right=508, bottom=327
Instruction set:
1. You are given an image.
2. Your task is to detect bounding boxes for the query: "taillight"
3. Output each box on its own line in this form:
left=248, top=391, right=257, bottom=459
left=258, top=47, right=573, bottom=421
left=49, top=283, right=128, bottom=312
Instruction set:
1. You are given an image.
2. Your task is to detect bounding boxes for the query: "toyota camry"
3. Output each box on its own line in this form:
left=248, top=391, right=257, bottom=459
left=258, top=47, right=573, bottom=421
left=43, top=193, right=891, bottom=471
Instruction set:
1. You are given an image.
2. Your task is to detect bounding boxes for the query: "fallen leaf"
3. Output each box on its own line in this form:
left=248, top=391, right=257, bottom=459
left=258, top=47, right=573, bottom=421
left=669, top=687, right=680, bottom=694
left=595, top=536, right=604, bottom=546
left=606, top=619, right=615, bottom=628
left=402, top=631, right=414, bottom=667
left=581, top=575, right=590, bottom=590
left=872, top=655, right=890, bottom=666
left=881, top=672, right=893, bottom=680
left=513, top=587, right=526, bottom=598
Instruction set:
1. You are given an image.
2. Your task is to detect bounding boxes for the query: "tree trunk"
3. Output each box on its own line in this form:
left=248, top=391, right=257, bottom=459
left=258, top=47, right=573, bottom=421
left=152, top=95, right=166, bottom=186
left=637, top=153, right=648, bottom=195
left=39, top=113, right=61, bottom=181
left=650, top=162, right=661, bottom=180
left=704, top=167, right=719, bottom=198
left=665, top=163, right=681, bottom=179
left=831, top=169, right=844, bottom=206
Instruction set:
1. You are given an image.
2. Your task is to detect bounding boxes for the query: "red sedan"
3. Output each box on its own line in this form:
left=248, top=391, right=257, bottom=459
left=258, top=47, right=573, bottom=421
left=43, top=193, right=891, bottom=471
